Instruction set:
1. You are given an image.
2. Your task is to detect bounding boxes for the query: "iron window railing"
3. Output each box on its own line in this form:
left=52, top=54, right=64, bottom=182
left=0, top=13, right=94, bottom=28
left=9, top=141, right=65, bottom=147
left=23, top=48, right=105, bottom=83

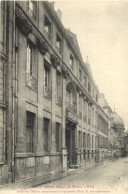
left=56, top=95, right=62, bottom=107
left=43, top=85, right=52, bottom=100
left=67, top=103, right=77, bottom=114
left=26, top=73, right=38, bottom=92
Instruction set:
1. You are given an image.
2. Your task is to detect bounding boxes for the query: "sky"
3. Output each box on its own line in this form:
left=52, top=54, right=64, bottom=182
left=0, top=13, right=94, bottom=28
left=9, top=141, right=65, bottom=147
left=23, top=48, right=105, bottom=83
left=54, top=0, right=128, bottom=130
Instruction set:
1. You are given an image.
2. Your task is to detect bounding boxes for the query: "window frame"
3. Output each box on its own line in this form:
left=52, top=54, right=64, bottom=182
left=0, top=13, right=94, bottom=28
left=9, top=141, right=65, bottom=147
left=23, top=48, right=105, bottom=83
left=79, top=68, right=82, bottom=81
left=55, top=122, right=61, bottom=152
left=26, top=111, right=35, bottom=153
left=56, top=33, right=62, bottom=54
left=43, top=117, right=50, bottom=152
left=70, top=54, right=74, bottom=70
left=28, top=0, right=37, bottom=21
left=44, top=14, right=51, bottom=37
left=27, top=41, right=33, bottom=75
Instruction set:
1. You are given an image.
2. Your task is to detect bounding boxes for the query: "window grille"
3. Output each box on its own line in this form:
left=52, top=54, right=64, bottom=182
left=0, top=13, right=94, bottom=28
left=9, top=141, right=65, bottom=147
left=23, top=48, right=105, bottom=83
left=26, top=112, right=35, bottom=152
left=44, top=118, right=49, bottom=152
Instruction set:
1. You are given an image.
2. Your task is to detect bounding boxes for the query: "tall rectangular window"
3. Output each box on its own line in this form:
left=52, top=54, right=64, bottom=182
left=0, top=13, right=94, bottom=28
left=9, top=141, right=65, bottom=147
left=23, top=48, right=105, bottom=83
left=28, top=0, right=37, bottom=20
left=26, top=111, right=35, bottom=152
left=66, top=92, right=70, bottom=104
left=88, top=104, right=91, bottom=124
left=83, top=132, right=86, bottom=147
left=56, top=34, right=61, bottom=53
left=79, top=131, right=82, bottom=147
left=44, top=118, right=49, bottom=152
left=56, top=71, right=62, bottom=106
left=1, top=2, right=6, bottom=52
left=27, top=42, right=33, bottom=75
left=88, top=82, right=91, bottom=93
left=56, top=122, right=61, bottom=152
left=0, top=109, right=4, bottom=162
left=92, top=135, right=94, bottom=149
left=44, top=65, right=49, bottom=88
left=84, top=76, right=86, bottom=87
left=87, top=134, right=90, bottom=147
left=44, top=15, right=51, bottom=38
left=83, top=150, right=86, bottom=160
left=44, top=61, right=51, bottom=100
left=79, top=68, right=82, bottom=81
left=26, top=41, right=38, bottom=91
left=70, top=54, right=73, bottom=70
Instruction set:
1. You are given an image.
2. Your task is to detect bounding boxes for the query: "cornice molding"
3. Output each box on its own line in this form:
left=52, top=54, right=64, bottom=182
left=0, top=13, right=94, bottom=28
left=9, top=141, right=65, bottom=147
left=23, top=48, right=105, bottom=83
left=37, top=37, right=49, bottom=55
left=16, top=5, right=32, bottom=36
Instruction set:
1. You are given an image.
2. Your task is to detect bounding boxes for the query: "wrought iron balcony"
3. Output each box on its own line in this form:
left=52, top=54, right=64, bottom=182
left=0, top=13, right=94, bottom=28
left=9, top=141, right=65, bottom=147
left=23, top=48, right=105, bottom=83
left=67, top=103, right=77, bottom=114
left=26, top=73, right=38, bottom=92
left=43, top=85, right=52, bottom=100
left=56, top=95, right=62, bottom=107
left=66, top=103, right=78, bottom=123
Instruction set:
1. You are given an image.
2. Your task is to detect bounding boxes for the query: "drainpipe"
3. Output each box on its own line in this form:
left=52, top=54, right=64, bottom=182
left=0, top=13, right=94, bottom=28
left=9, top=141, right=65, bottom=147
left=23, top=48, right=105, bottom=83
left=11, top=0, right=16, bottom=183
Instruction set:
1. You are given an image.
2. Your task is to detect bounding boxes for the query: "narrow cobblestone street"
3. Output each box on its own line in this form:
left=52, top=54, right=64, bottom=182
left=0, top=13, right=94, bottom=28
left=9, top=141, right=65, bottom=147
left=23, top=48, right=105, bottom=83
left=34, top=157, right=128, bottom=194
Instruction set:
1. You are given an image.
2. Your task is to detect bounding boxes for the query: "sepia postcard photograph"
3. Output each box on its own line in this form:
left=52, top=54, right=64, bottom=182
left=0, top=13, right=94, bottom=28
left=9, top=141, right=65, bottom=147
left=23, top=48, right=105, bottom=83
left=0, top=0, right=128, bottom=193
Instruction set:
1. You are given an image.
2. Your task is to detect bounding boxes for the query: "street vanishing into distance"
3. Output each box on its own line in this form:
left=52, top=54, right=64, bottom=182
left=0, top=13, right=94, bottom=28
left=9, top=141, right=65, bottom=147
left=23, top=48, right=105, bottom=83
left=34, top=157, right=128, bottom=194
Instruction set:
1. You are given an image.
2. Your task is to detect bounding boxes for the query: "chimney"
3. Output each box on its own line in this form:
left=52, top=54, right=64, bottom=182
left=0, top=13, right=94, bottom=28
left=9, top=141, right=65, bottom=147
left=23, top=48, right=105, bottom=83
left=56, top=9, right=62, bottom=21
left=50, top=1, right=55, bottom=9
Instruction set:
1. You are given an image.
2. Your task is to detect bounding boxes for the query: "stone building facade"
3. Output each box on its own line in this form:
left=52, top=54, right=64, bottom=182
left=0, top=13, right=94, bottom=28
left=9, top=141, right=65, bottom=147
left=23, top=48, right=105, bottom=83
left=124, top=132, right=128, bottom=156
left=98, top=93, right=125, bottom=158
left=0, top=0, right=125, bottom=188
left=0, top=1, right=99, bottom=187
left=97, top=105, right=109, bottom=162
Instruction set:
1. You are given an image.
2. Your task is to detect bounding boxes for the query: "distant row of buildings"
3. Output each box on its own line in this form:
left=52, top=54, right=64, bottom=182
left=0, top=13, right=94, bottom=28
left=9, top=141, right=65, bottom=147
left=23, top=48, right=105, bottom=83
left=0, top=1, right=126, bottom=188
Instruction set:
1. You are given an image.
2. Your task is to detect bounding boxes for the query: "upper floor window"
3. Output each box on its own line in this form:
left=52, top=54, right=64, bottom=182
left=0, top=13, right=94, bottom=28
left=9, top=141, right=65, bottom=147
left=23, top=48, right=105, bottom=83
left=66, top=91, right=73, bottom=105
left=56, top=33, right=61, bottom=54
left=79, top=68, right=82, bottom=81
left=79, top=95, right=82, bottom=109
left=43, top=60, right=51, bottom=100
left=56, top=71, right=61, bottom=85
left=1, top=2, right=6, bottom=52
left=28, top=0, right=37, bottom=20
left=88, top=82, right=91, bottom=93
left=27, top=41, right=33, bottom=75
left=44, top=64, right=49, bottom=88
left=26, top=41, right=37, bottom=91
left=70, top=54, right=73, bottom=69
left=92, top=89, right=94, bottom=98
left=44, top=15, right=51, bottom=37
left=84, top=76, right=86, bottom=87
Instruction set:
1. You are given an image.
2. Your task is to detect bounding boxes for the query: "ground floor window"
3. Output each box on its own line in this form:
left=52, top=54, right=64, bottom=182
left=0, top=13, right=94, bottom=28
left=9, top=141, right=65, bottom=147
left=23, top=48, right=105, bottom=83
left=92, top=150, right=94, bottom=157
left=83, top=150, right=86, bottom=160
left=44, top=117, right=50, bottom=152
left=26, top=111, right=35, bottom=152
left=88, top=150, right=90, bottom=158
left=56, top=122, right=61, bottom=152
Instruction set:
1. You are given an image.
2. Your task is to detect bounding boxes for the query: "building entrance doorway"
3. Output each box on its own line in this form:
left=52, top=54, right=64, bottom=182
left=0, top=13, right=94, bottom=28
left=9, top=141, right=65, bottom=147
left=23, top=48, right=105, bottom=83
left=66, top=121, right=76, bottom=166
